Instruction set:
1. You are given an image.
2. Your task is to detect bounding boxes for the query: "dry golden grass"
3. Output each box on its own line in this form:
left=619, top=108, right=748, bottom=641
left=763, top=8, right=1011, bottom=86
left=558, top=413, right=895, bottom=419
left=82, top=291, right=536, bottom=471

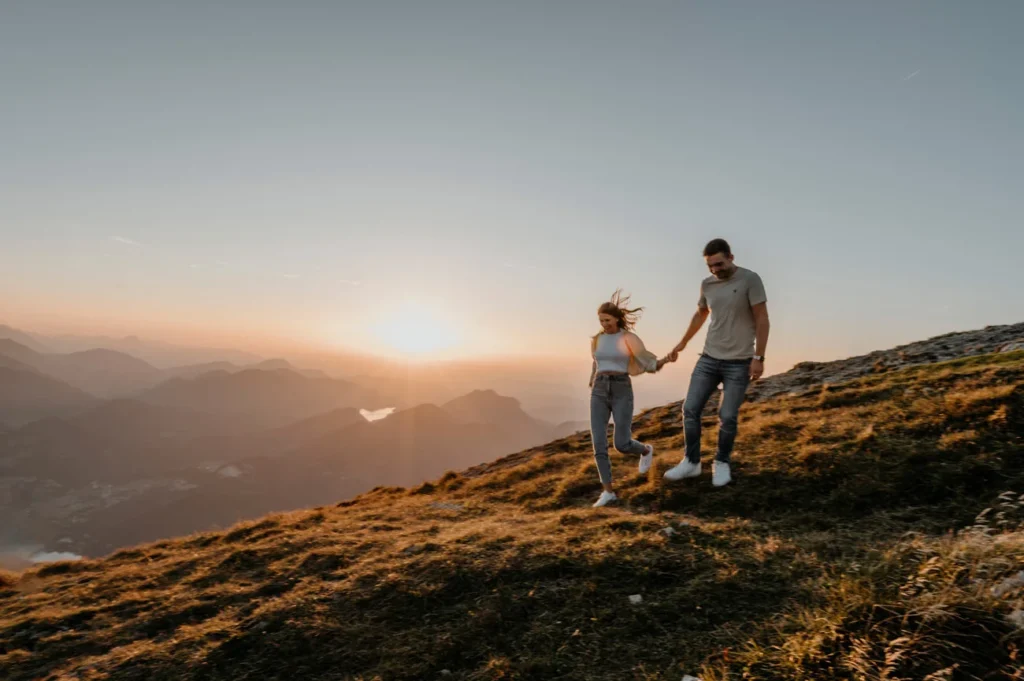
left=1, top=351, right=1022, bottom=680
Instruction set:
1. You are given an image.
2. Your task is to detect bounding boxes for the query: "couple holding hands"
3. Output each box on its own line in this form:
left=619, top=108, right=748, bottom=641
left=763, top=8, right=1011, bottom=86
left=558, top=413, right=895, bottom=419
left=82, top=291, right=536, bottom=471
left=587, top=238, right=770, bottom=507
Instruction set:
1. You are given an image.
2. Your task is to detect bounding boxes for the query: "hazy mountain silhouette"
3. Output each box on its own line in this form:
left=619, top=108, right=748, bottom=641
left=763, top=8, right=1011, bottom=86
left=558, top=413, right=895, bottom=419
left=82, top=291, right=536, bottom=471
left=5, top=324, right=588, bottom=423
left=137, top=368, right=387, bottom=428
left=41, top=349, right=163, bottom=397
left=0, top=324, right=49, bottom=352
left=441, top=389, right=588, bottom=445
left=0, top=416, right=134, bottom=485
left=0, top=367, right=98, bottom=427
left=0, top=401, right=243, bottom=489
left=0, top=353, right=39, bottom=373
left=0, top=339, right=41, bottom=366
left=250, top=358, right=329, bottom=379
left=550, top=419, right=590, bottom=439
left=162, top=360, right=240, bottom=380
left=67, top=399, right=250, bottom=445
left=441, top=389, right=537, bottom=426
left=293, top=403, right=503, bottom=485
left=187, top=406, right=366, bottom=462
left=31, top=332, right=263, bottom=368
left=0, top=339, right=163, bottom=398
left=163, top=358, right=329, bottom=382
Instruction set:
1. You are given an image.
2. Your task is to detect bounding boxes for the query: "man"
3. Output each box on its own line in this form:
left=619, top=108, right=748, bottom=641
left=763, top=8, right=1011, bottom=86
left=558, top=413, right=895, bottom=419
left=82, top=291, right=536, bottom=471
left=663, top=238, right=770, bottom=487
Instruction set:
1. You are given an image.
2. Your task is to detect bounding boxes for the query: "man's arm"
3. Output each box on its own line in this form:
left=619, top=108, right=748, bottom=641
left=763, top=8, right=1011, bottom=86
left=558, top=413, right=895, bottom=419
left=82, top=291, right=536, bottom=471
left=750, top=302, right=770, bottom=379
left=669, top=306, right=710, bottom=360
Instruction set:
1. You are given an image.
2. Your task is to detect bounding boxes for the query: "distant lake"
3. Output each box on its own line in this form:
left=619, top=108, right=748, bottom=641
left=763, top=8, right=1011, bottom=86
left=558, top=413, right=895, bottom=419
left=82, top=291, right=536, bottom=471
left=360, top=407, right=396, bottom=422
left=32, top=551, right=83, bottom=563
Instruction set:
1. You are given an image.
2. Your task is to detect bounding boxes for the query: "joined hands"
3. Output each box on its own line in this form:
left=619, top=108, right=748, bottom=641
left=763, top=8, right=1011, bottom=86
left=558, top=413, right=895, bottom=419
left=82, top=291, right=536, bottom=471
left=655, top=346, right=684, bottom=372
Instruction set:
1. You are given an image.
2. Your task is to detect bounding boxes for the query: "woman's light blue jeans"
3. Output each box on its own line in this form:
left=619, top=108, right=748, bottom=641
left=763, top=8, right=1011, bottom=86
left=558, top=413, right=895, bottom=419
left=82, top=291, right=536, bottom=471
left=590, top=374, right=647, bottom=484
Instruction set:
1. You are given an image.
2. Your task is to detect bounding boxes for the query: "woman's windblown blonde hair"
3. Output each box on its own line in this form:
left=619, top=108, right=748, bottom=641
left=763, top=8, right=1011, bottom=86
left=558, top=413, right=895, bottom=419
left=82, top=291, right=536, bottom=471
left=597, top=289, right=644, bottom=333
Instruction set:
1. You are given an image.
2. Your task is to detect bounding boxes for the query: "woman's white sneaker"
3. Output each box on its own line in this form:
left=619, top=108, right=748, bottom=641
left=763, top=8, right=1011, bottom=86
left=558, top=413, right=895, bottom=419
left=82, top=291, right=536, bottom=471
left=712, top=461, right=732, bottom=487
left=638, top=444, right=654, bottom=474
left=592, top=491, right=618, bottom=508
left=663, top=459, right=702, bottom=481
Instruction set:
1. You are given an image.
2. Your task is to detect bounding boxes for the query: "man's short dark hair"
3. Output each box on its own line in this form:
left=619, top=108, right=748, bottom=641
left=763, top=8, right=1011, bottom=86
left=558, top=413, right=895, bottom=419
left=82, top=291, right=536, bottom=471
left=703, top=238, right=732, bottom=258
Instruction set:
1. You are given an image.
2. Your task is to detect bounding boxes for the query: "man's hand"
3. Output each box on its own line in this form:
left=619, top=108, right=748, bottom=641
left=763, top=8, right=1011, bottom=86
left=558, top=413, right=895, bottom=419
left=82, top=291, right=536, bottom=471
left=750, top=359, right=764, bottom=381
left=669, top=308, right=706, bottom=365
left=669, top=343, right=685, bottom=362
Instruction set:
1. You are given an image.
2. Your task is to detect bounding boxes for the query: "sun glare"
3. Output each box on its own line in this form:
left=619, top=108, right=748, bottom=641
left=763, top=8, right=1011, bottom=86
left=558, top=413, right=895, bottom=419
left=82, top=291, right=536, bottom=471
left=372, top=301, right=461, bottom=357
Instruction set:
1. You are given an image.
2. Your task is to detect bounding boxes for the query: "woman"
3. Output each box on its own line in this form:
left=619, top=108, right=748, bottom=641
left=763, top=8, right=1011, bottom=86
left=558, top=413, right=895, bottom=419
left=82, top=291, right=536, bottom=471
left=588, top=290, right=670, bottom=508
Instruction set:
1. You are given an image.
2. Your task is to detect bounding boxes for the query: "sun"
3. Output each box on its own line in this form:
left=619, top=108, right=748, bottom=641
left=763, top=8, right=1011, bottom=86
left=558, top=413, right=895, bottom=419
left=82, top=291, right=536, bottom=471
left=372, top=300, right=461, bottom=357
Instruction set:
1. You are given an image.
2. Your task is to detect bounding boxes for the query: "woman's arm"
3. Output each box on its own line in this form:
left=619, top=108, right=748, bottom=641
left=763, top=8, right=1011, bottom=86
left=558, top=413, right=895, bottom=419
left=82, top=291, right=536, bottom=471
left=624, top=332, right=660, bottom=373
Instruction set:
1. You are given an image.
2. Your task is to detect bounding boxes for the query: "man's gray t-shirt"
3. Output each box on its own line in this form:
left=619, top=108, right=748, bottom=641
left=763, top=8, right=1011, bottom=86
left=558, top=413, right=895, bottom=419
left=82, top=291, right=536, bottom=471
left=698, top=266, right=767, bottom=360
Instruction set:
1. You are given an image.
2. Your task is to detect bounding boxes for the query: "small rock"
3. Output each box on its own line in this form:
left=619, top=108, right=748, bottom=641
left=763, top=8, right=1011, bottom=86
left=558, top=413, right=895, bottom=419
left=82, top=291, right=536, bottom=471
left=682, top=676, right=703, bottom=681
left=440, top=671, right=452, bottom=677
left=660, top=527, right=677, bottom=537
left=628, top=594, right=643, bottom=605
left=992, top=571, right=1024, bottom=598
left=1007, top=610, right=1024, bottom=630
left=251, top=621, right=269, bottom=632
left=402, top=544, right=425, bottom=555
left=429, top=502, right=464, bottom=511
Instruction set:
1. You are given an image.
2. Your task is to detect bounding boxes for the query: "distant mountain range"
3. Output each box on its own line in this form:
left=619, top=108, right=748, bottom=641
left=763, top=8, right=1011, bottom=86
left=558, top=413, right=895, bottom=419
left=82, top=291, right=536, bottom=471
left=0, top=366, right=98, bottom=427
left=0, top=325, right=50, bottom=353
left=21, top=330, right=263, bottom=368
left=137, top=368, right=386, bottom=428
left=0, top=332, right=586, bottom=558
left=0, top=321, right=592, bottom=558
left=0, top=332, right=349, bottom=418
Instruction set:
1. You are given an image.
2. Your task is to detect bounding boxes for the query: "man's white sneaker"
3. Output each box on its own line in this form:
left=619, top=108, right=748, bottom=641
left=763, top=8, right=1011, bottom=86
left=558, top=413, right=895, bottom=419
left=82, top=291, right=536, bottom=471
left=663, top=459, right=702, bottom=481
left=592, top=491, right=618, bottom=508
left=638, top=444, right=654, bottom=474
left=712, top=461, right=732, bottom=487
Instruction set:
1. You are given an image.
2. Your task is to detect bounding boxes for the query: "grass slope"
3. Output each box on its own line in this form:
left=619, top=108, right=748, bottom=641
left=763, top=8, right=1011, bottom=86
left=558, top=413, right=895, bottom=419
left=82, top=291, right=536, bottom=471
left=2, top=351, right=1023, bottom=680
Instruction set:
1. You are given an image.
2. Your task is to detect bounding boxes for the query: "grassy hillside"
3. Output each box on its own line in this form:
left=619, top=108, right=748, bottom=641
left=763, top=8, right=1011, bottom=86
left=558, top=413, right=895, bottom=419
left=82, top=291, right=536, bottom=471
left=2, top=351, right=1023, bottom=680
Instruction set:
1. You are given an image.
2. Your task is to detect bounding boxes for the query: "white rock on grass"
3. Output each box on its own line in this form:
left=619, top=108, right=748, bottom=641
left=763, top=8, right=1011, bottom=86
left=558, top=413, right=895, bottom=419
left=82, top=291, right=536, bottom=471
left=628, top=594, right=643, bottom=605
left=429, top=502, right=464, bottom=511
left=1007, top=610, right=1024, bottom=630
left=992, top=571, right=1024, bottom=598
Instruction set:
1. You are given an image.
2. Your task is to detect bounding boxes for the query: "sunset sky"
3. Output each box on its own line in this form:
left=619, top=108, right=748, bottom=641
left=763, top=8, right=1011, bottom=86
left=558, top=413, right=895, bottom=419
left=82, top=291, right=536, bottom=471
left=3, top=2, right=1023, bottom=373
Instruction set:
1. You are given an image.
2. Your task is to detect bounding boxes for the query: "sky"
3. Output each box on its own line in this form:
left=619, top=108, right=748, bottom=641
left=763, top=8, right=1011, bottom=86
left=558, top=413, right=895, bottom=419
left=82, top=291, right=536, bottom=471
left=2, top=1, right=1023, bottom=376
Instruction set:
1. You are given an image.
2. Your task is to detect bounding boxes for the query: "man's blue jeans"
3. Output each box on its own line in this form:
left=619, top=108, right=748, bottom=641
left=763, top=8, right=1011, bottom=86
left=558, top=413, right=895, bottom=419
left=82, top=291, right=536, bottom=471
left=683, top=354, right=752, bottom=464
